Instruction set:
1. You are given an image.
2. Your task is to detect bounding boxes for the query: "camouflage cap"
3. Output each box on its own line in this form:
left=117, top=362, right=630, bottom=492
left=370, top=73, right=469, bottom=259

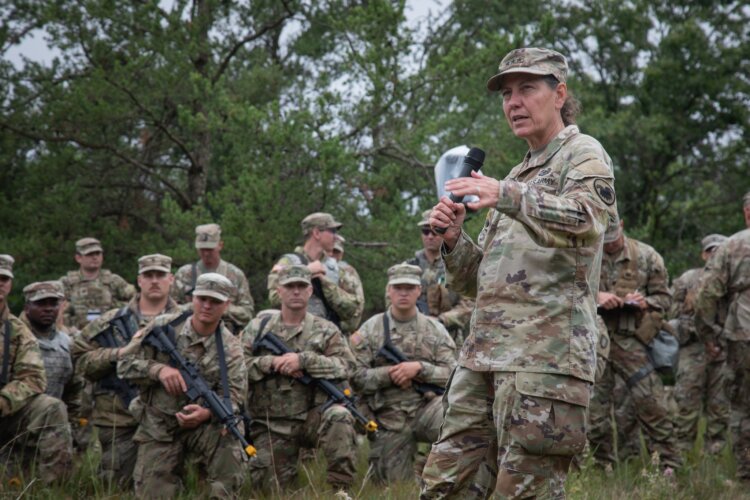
left=387, top=263, right=422, bottom=286
left=487, top=47, right=568, bottom=92
left=417, top=209, right=432, bottom=228
left=278, top=265, right=312, bottom=286
left=701, top=234, right=727, bottom=253
left=138, top=253, right=172, bottom=274
left=23, top=281, right=65, bottom=303
left=744, top=191, right=750, bottom=207
left=0, top=254, right=14, bottom=279
left=76, top=237, right=103, bottom=255
left=333, top=235, right=346, bottom=254
left=195, top=223, right=221, bottom=249
left=193, top=272, right=234, bottom=302
left=301, top=212, right=342, bottom=234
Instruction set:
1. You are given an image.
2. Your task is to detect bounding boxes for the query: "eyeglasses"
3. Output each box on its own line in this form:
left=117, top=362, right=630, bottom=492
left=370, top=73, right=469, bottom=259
left=421, top=229, right=437, bottom=237
left=325, top=228, right=338, bottom=235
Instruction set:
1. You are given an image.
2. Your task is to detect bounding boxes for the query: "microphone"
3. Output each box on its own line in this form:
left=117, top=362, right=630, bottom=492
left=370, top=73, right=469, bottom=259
left=435, top=147, right=485, bottom=234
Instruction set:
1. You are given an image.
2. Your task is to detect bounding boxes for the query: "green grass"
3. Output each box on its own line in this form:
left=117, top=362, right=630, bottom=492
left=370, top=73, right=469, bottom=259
left=2, top=425, right=749, bottom=499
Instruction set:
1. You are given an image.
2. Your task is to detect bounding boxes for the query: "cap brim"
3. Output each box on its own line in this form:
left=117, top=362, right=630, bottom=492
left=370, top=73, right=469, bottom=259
left=193, top=290, right=229, bottom=302
left=80, top=246, right=103, bottom=255
left=139, top=266, right=171, bottom=274
left=195, top=242, right=219, bottom=249
left=486, top=68, right=553, bottom=91
left=0, top=270, right=13, bottom=279
left=703, top=244, right=721, bottom=252
left=279, top=278, right=311, bottom=286
left=28, top=292, right=63, bottom=302
left=388, top=278, right=421, bottom=286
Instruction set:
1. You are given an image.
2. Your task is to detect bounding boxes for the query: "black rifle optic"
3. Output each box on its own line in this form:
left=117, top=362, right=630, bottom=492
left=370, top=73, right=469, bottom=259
left=435, top=147, right=486, bottom=234
left=252, top=331, right=378, bottom=435
left=143, top=324, right=256, bottom=458
left=91, top=307, right=140, bottom=407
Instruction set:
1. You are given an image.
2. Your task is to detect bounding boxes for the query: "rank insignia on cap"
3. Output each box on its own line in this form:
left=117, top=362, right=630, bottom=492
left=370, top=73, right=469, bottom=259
left=594, top=179, right=616, bottom=206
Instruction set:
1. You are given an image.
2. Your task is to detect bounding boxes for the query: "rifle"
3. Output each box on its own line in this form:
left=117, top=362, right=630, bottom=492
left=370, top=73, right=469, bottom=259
left=252, top=331, right=378, bottom=435
left=377, top=313, right=445, bottom=397
left=91, top=307, right=139, bottom=407
left=143, top=324, right=256, bottom=458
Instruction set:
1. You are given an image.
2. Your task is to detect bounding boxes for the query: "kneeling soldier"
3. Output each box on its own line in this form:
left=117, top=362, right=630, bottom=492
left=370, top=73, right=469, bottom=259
left=242, top=265, right=358, bottom=493
left=351, top=263, right=457, bottom=482
left=117, top=273, right=247, bottom=498
left=73, top=254, right=180, bottom=488
left=0, top=255, right=73, bottom=485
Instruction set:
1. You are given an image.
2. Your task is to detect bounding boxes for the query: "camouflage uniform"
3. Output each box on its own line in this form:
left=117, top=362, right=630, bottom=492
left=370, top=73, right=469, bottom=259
left=268, top=246, right=364, bottom=334
left=695, top=228, right=750, bottom=478
left=0, top=306, right=73, bottom=484
left=337, top=259, right=366, bottom=334
left=670, top=260, right=729, bottom=452
left=61, top=269, right=135, bottom=330
left=117, top=280, right=248, bottom=498
left=242, top=309, right=358, bottom=490
left=589, top=236, right=680, bottom=468
left=420, top=49, right=618, bottom=498
left=172, top=260, right=254, bottom=333
left=351, top=309, right=457, bottom=482
left=73, top=292, right=180, bottom=488
left=405, top=248, right=475, bottom=344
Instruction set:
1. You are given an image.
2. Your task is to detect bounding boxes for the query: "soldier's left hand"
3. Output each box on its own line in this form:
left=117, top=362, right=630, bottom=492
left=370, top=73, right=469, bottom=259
left=175, top=404, right=211, bottom=429
left=273, top=353, right=302, bottom=376
left=624, top=291, right=648, bottom=310
left=444, top=170, right=501, bottom=211
left=388, top=361, right=423, bottom=389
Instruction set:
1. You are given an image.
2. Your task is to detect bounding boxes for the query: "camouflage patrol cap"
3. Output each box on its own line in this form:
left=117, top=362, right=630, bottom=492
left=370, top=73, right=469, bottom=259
left=701, top=234, right=727, bottom=253
left=417, top=209, right=432, bottom=228
left=23, top=281, right=64, bottom=303
left=138, top=253, right=172, bottom=274
left=0, top=255, right=14, bottom=279
left=487, top=47, right=568, bottom=92
left=387, top=263, right=422, bottom=286
left=333, top=235, right=346, bottom=254
left=76, top=237, right=103, bottom=255
left=193, top=272, right=234, bottom=302
left=195, top=223, right=221, bottom=249
left=278, top=265, right=312, bottom=286
left=301, top=212, right=342, bottom=234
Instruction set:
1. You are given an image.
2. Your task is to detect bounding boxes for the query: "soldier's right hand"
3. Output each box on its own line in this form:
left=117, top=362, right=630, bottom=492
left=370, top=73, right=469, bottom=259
left=307, top=261, right=326, bottom=279
left=158, top=366, right=188, bottom=396
left=431, top=197, right=465, bottom=250
left=597, top=291, right=623, bottom=310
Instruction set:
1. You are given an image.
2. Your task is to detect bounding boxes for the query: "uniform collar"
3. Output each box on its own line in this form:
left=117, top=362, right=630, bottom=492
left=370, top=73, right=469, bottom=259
left=514, top=124, right=580, bottom=178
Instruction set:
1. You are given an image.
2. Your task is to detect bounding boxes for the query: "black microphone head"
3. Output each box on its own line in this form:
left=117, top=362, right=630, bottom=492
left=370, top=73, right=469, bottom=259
left=465, top=147, right=485, bottom=169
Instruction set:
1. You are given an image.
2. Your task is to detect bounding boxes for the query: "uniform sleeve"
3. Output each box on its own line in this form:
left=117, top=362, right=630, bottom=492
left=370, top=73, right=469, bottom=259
left=669, top=272, right=689, bottom=320
left=695, top=246, right=730, bottom=343
left=60, top=275, right=76, bottom=328
left=223, top=333, right=248, bottom=412
left=645, top=249, right=672, bottom=313
left=71, top=314, right=119, bottom=380
left=494, top=157, right=614, bottom=249
left=0, top=320, right=47, bottom=417
left=225, top=270, right=254, bottom=331
left=338, top=266, right=365, bottom=334
left=116, top=321, right=165, bottom=386
left=170, top=265, right=192, bottom=304
left=415, top=323, right=457, bottom=387
left=240, top=319, right=276, bottom=382
left=438, top=296, right=474, bottom=330
left=320, top=275, right=364, bottom=329
left=442, top=229, right=485, bottom=298
left=350, top=318, right=394, bottom=394
left=112, top=274, right=136, bottom=305
left=299, top=324, right=355, bottom=380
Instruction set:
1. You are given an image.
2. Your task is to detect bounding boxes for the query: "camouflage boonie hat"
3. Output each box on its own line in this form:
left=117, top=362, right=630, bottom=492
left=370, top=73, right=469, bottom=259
left=387, top=263, right=422, bottom=286
left=301, top=212, right=342, bottom=234
left=76, top=237, right=103, bottom=255
left=487, top=47, right=568, bottom=92
left=701, top=234, right=727, bottom=253
left=278, top=265, right=312, bottom=286
left=417, top=209, right=432, bottom=228
left=193, top=272, right=234, bottom=302
left=138, top=254, right=172, bottom=274
left=603, top=215, right=622, bottom=244
left=23, top=281, right=65, bottom=303
left=195, top=223, right=221, bottom=249
left=744, top=191, right=750, bottom=207
left=0, top=255, right=15, bottom=279
left=333, top=235, right=346, bottom=254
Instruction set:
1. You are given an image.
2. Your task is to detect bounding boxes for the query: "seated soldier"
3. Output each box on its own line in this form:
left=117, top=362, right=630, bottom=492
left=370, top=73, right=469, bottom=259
left=117, top=273, right=247, bottom=498
left=242, top=264, right=358, bottom=493
left=0, top=255, right=73, bottom=485
left=350, top=263, right=457, bottom=482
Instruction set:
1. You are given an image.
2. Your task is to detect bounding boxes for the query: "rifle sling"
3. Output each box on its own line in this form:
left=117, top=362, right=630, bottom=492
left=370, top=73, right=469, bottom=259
left=382, top=312, right=392, bottom=346
left=214, top=325, right=232, bottom=411
left=1, top=320, right=11, bottom=388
